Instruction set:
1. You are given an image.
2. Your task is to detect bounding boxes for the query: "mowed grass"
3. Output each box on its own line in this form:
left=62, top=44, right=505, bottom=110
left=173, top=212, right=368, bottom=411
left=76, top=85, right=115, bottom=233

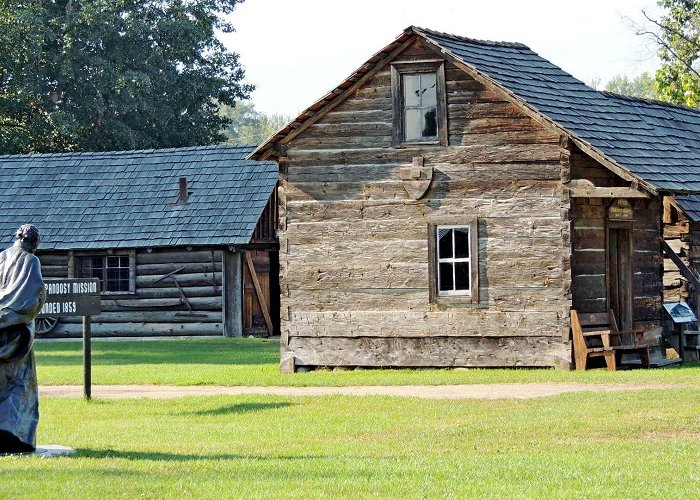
left=35, top=337, right=700, bottom=386
left=1, top=389, right=698, bottom=498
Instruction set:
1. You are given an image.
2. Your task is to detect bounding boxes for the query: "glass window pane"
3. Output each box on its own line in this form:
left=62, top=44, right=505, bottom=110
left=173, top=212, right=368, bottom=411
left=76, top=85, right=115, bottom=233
left=454, top=262, right=471, bottom=291
left=404, top=108, right=422, bottom=141
left=422, top=107, right=437, bottom=138
left=438, top=263, right=453, bottom=291
left=454, top=228, right=470, bottom=258
left=438, top=228, right=453, bottom=259
left=420, top=73, right=437, bottom=106
left=403, top=74, right=421, bottom=107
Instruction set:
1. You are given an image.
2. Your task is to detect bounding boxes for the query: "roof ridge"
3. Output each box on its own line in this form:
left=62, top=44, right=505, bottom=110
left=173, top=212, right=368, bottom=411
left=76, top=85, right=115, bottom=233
left=0, top=143, right=255, bottom=160
left=410, top=25, right=530, bottom=50
left=601, top=90, right=700, bottom=114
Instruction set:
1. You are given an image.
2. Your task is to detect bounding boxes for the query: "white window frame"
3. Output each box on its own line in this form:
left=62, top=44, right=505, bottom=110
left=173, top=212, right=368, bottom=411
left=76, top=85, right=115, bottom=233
left=436, top=225, right=472, bottom=297
left=428, top=219, right=479, bottom=305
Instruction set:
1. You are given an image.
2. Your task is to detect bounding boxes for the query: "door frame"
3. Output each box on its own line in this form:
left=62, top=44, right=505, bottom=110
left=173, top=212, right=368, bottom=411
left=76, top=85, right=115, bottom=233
left=605, top=219, right=634, bottom=330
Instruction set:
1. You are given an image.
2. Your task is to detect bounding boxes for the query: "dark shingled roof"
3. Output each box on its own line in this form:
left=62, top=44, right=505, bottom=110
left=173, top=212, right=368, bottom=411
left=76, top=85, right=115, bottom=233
left=0, top=145, right=278, bottom=250
left=675, top=194, right=700, bottom=220
left=416, top=27, right=700, bottom=194
left=252, top=26, right=700, bottom=198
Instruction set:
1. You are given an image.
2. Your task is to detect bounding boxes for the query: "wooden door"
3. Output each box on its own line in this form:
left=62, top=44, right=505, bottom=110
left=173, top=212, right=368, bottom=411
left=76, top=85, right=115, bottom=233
left=243, top=250, right=277, bottom=336
left=607, top=225, right=633, bottom=330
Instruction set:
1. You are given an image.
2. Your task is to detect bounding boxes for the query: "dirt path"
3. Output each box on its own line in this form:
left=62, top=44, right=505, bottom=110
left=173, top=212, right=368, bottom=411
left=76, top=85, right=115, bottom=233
left=39, top=382, right=687, bottom=400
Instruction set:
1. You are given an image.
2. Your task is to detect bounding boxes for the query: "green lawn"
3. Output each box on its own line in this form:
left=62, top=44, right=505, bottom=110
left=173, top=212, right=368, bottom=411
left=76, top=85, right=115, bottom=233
left=1, top=389, right=698, bottom=498
left=35, top=337, right=700, bottom=386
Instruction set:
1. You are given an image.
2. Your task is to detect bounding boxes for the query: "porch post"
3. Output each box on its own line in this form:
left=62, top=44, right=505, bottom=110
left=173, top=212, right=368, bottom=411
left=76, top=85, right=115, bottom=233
left=223, top=249, right=243, bottom=337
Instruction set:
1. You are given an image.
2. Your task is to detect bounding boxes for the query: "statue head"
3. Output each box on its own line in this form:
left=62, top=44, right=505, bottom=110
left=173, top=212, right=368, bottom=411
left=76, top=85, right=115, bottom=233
left=14, top=224, right=40, bottom=252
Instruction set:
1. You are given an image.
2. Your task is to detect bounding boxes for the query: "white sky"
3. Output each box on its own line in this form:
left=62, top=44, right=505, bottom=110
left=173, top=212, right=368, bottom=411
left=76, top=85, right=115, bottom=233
left=223, top=0, right=662, bottom=117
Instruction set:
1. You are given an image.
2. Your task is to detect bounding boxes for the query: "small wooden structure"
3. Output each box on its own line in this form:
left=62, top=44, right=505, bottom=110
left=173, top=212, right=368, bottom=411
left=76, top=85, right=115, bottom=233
left=571, top=310, right=649, bottom=370
left=0, top=145, right=279, bottom=338
left=250, top=26, right=700, bottom=372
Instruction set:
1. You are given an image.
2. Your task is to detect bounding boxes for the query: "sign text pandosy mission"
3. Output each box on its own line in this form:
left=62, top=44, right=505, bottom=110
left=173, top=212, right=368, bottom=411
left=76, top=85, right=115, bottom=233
left=39, top=278, right=101, bottom=317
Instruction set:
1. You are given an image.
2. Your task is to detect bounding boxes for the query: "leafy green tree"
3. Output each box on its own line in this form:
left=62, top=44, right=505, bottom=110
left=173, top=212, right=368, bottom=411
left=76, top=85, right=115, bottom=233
left=636, top=0, right=700, bottom=107
left=0, top=0, right=252, bottom=154
left=221, top=101, right=289, bottom=145
left=604, top=72, right=660, bottom=100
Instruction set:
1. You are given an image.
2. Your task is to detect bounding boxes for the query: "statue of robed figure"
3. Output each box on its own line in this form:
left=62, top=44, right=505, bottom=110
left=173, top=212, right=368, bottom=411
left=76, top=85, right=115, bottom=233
left=0, top=225, right=45, bottom=453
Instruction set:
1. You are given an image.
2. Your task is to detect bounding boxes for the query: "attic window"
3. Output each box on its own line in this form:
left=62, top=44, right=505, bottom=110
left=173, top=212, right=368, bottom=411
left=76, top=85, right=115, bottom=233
left=391, top=61, right=447, bottom=146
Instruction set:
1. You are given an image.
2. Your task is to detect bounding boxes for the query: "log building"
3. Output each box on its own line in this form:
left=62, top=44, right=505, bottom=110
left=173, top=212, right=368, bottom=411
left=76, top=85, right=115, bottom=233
left=0, top=145, right=279, bottom=338
left=251, top=26, right=700, bottom=371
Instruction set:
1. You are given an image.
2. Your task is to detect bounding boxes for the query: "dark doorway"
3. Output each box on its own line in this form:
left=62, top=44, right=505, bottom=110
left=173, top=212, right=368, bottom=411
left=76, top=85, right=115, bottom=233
left=606, top=223, right=633, bottom=330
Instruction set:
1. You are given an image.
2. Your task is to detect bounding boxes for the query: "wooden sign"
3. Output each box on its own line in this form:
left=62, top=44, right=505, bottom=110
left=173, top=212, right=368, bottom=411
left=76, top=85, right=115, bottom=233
left=608, top=199, right=634, bottom=221
left=38, top=278, right=101, bottom=317
left=400, top=156, right=433, bottom=200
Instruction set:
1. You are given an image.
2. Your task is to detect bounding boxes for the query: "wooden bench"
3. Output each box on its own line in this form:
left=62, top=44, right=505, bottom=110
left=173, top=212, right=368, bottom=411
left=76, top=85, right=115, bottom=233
left=571, top=310, right=616, bottom=370
left=571, top=310, right=650, bottom=370
left=608, top=309, right=650, bottom=369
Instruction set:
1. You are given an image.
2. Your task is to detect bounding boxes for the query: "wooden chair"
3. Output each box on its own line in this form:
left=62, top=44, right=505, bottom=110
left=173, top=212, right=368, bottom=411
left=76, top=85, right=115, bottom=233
left=571, top=309, right=650, bottom=370
left=608, top=310, right=650, bottom=369
left=570, top=310, right=616, bottom=370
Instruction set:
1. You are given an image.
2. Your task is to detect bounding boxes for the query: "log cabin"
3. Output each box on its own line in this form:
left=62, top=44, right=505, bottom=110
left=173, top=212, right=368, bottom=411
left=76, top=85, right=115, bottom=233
left=0, top=144, right=279, bottom=338
left=250, top=26, right=700, bottom=371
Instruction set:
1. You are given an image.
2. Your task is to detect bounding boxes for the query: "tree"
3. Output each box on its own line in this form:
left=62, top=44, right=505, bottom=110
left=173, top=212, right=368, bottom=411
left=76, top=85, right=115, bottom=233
left=0, top=0, right=253, bottom=154
left=221, top=101, right=289, bottom=145
left=604, top=72, right=660, bottom=100
left=636, top=0, right=700, bottom=107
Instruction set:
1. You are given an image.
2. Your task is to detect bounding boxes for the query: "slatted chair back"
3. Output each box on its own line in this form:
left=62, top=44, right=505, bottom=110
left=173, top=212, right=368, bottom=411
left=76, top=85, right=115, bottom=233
left=608, top=309, right=636, bottom=346
left=570, top=310, right=615, bottom=370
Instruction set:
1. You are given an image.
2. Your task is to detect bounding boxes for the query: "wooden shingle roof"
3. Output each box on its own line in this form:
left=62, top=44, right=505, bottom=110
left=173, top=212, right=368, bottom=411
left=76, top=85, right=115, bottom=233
left=0, top=145, right=278, bottom=250
left=417, top=27, right=700, bottom=194
left=252, top=26, right=700, bottom=199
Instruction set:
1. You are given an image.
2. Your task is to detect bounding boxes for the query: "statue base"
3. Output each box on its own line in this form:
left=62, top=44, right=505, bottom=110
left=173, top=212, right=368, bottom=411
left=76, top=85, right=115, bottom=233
left=1, top=445, right=75, bottom=457
left=34, top=445, right=76, bottom=457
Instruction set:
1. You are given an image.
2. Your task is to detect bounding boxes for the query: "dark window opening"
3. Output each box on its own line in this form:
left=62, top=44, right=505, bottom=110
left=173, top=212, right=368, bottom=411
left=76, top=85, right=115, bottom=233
left=78, top=255, right=131, bottom=293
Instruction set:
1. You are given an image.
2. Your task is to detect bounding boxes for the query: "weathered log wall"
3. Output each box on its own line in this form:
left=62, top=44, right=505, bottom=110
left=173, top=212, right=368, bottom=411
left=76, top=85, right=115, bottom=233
left=37, top=249, right=224, bottom=337
left=569, top=149, right=663, bottom=329
left=279, top=38, right=572, bottom=369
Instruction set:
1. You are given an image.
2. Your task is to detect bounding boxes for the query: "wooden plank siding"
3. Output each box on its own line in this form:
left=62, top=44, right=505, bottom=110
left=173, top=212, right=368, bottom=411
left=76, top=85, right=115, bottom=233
left=37, top=249, right=225, bottom=337
left=279, top=38, right=572, bottom=369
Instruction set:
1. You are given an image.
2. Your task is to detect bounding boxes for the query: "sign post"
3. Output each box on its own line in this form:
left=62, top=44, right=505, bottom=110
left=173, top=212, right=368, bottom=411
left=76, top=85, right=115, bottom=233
left=39, top=278, right=101, bottom=400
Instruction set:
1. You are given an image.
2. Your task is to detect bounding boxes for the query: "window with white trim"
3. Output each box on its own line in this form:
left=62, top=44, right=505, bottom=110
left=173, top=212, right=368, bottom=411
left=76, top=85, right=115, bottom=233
left=428, top=219, right=479, bottom=304
left=437, top=226, right=471, bottom=295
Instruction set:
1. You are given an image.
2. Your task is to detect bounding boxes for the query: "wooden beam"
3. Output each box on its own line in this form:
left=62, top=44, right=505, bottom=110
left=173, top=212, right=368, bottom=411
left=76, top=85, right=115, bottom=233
left=222, top=250, right=243, bottom=338
left=244, top=250, right=274, bottom=336
left=662, top=239, right=700, bottom=289
left=153, top=266, right=186, bottom=284
left=567, top=186, right=649, bottom=199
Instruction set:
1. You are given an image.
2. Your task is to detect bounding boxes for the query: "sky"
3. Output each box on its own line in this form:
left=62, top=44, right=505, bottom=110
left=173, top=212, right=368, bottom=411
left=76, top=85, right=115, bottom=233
left=223, top=0, right=662, bottom=118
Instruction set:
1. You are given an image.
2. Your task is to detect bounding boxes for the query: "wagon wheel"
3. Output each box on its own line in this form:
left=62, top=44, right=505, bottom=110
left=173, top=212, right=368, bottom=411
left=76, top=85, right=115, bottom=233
left=35, top=317, right=60, bottom=336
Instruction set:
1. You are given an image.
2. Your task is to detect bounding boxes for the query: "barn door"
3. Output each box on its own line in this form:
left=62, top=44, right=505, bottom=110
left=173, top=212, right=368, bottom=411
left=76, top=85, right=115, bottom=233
left=606, top=224, right=633, bottom=330
left=243, top=250, right=276, bottom=336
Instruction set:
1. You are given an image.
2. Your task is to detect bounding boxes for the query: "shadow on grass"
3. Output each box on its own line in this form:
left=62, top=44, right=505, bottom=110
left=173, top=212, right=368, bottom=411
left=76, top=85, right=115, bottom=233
left=185, top=401, right=294, bottom=416
left=78, top=449, right=323, bottom=462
